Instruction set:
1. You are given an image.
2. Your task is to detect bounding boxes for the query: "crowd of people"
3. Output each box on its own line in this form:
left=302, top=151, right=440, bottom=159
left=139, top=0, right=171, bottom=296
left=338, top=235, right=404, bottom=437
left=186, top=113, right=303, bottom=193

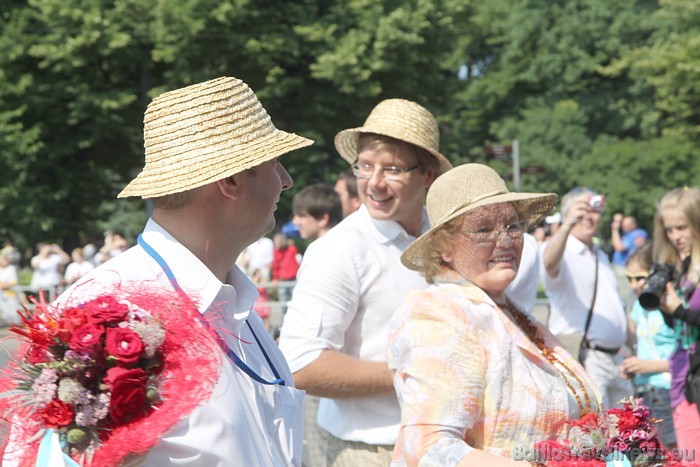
left=0, top=232, right=132, bottom=324
left=1, top=75, right=698, bottom=467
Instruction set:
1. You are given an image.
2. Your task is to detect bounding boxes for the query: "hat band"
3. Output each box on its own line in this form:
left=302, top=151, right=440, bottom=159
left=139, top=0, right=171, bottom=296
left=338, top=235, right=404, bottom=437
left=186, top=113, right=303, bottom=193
left=437, top=189, right=507, bottom=223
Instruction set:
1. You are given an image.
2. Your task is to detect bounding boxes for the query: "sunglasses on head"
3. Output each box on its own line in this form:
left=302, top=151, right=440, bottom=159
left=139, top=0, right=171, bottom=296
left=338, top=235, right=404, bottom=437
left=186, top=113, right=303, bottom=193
left=625, top=273, right=648, bottom=283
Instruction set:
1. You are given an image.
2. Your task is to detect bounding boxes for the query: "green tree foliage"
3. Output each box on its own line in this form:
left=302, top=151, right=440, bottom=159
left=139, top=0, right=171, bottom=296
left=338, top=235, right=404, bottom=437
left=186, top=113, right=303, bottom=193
left=1, top=0, right=699, bottom=252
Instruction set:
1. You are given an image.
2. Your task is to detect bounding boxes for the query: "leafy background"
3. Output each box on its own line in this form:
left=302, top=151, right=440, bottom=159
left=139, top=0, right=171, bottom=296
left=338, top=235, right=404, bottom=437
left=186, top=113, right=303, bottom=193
left=1, top=0, right=699, bottom=253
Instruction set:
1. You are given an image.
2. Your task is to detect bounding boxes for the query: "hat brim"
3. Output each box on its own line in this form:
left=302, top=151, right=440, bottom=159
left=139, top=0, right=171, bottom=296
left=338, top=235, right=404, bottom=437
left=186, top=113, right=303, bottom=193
left=334, top=127, right=452, bottom=175
left=401, top=192, right=557, bottom=272
left=118, top=130, right=313, bottom=199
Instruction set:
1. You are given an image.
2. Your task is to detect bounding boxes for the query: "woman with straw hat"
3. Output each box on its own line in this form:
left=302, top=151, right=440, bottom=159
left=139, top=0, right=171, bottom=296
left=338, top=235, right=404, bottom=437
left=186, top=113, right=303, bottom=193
left=388, top=164, right=601, bottom=466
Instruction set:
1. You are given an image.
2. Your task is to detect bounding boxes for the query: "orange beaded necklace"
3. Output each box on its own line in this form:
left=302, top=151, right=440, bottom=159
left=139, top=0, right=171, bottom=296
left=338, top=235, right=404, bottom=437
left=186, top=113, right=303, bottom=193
left=501, top=302, right=594, bottom=416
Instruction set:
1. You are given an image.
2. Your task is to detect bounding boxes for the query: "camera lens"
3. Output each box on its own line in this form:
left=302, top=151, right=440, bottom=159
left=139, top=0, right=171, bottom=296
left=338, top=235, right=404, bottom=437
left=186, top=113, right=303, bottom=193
left=639, top=264, right=674, bottom=310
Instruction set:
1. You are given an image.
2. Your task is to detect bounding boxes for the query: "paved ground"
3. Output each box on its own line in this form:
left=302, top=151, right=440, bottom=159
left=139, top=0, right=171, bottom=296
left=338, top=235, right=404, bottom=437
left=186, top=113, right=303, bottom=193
left=0, top=327, right=18, bottom=368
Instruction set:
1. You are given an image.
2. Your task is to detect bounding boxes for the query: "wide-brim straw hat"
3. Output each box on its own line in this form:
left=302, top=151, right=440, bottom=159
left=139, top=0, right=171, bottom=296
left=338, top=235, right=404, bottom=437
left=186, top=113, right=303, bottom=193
left=401, top=163, right=557, bottom=272
left=118, top=77, right=314, bottom=198
left=334, top=99, right=452, bottom=175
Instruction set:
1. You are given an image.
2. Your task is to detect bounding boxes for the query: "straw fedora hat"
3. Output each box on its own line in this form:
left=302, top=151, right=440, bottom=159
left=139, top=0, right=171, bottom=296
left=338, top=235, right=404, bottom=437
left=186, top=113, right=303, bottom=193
left=118, top=77, right=314, bottom=198
left=401, top=163, right=557, bottom=271
left=334, top=99, right=452, bottom=174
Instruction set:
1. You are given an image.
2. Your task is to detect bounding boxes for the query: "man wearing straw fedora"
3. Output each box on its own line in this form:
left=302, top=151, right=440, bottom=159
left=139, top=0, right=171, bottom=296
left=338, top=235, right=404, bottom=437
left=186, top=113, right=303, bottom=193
left=4, top=77, right=313, bottom=466
left=279, top=99, right=451, bottom=465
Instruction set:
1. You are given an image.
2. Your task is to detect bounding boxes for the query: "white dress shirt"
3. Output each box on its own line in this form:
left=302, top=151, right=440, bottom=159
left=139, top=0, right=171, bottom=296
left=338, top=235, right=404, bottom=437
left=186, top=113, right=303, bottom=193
left=540, top=235, right=627, bottom=349
left=279, top=205, right=430, bottom=445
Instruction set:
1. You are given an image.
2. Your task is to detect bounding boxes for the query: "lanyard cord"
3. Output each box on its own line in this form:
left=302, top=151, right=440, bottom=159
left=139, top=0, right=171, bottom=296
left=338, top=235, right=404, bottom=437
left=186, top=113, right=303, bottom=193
left=137, top=234, right=285, bottom=386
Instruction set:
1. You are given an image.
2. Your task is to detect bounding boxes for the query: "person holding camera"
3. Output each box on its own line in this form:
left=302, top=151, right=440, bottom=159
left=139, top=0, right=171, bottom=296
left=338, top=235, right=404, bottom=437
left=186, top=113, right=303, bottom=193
left=619, top=243, right=676, bottom=448
left=651, top=187, right=700, bottom=451
left=541, top=187, right=632, bottom=409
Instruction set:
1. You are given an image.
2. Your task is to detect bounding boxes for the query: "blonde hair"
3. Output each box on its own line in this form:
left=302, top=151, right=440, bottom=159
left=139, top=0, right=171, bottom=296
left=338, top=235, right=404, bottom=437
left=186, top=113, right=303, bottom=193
left=653, top=187, right=700, bottom=284
left=416, top=216, right=463, bottom=283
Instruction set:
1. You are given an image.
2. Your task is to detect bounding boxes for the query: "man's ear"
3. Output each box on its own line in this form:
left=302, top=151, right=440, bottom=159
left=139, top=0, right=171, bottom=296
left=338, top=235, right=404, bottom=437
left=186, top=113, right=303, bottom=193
left=423, top=167, right=438, bottom=189
left=216, top=174, right=242, bottom=200
left=318, top=213, right=330, bottom=228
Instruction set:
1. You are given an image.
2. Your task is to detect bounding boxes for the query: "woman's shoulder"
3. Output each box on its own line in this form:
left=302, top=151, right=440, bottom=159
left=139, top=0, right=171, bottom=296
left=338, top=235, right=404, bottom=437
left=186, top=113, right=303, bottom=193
left=397, top=282, right=496, bottom=325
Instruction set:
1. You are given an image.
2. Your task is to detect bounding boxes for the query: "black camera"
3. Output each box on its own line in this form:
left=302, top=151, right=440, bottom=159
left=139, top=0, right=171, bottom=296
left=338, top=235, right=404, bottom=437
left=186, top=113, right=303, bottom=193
left=639, top=263, right=676, bottom=310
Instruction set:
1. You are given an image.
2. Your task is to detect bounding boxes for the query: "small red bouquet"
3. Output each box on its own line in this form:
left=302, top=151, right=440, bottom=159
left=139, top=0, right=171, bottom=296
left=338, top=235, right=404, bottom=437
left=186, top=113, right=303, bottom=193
left=533, top=398, right=695, bottom=466
left=0, top=287, right=222, bottom=466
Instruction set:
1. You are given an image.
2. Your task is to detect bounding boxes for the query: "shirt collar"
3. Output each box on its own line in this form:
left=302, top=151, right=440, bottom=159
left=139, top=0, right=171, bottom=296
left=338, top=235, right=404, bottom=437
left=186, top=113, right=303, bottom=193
left=140, top=219, right=258, bottom=321
left=360, top=204, right=431, bottom=244
left=568, top=234, right=596, bottom=255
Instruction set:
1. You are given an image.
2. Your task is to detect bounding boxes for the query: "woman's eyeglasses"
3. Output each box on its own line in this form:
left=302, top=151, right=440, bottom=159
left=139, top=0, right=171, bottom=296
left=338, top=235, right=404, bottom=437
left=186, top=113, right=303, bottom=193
left=461, top=221, right=527, bottom=244
left=625, top=273, right=648, bottom=283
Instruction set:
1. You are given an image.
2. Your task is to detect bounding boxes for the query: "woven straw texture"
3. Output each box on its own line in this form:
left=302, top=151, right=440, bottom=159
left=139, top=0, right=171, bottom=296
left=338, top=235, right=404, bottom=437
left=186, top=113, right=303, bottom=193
left=334, top=98, right=452, bottom=174
left=401, top=163, right=557, bottom=271
left=119, top=77, right=313, bottom=198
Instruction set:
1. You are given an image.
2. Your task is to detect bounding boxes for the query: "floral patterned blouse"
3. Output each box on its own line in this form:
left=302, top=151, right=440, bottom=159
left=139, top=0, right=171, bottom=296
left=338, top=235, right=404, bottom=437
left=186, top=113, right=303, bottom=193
left=388, top=277, right=601, bottom=466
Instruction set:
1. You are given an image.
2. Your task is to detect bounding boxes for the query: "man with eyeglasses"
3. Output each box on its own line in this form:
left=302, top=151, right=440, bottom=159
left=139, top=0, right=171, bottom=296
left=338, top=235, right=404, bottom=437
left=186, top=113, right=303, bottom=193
left=540, top=187, right=632, bottom=409
left=279, top=99, right=451, bottom=465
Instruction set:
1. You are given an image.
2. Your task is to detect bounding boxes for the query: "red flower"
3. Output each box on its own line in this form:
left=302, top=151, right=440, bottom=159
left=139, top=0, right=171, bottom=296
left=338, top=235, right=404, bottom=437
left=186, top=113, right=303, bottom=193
left=85, top=296, right=129, bottom=324
left=28, top=345, right=53, bottom=364
left=105, top=328, right=144, bottom=365
left=54, top=307, right=89, bottom=343
left=103, top=367, right=148, bottom=423
left=568, top=412, right=599, bottom=429
left=41, top=400, right=74, bottom=428
left=608, top=408, right=639, bottom=432
left=69, top=323, right=104, bottom=352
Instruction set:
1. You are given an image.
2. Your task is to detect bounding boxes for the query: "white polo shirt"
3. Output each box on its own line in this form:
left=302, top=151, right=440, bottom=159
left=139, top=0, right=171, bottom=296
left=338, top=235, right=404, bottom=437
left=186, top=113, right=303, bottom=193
left=279, top=205, right=430, bottom=445
left=540, top=235, right=627, bottom=349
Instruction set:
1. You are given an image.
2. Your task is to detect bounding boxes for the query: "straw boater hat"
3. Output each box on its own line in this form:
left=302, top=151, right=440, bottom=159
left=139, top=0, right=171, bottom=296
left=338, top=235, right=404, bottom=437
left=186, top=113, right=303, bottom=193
left=401, top=163, right=557, bottom=271
left=118, top=77, right=314, bottom=198
left=334, top=99, right=452, bottom=175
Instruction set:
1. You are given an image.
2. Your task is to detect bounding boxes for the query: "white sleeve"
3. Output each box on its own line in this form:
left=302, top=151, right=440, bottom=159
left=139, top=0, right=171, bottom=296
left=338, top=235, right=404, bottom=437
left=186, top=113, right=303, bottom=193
left=278, top=235, right=360, bottom=372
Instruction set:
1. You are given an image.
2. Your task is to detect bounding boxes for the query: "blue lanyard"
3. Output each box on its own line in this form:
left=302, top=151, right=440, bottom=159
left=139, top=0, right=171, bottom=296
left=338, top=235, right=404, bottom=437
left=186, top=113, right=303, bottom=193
left=138, top=234, right=285, bottom=386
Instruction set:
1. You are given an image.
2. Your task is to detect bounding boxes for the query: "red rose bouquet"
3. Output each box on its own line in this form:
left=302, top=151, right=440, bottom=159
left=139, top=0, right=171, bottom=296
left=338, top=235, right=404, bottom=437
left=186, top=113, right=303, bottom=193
left=533, top=398, right=695, bottom=466
left=0, top=287, right=222, bottom=466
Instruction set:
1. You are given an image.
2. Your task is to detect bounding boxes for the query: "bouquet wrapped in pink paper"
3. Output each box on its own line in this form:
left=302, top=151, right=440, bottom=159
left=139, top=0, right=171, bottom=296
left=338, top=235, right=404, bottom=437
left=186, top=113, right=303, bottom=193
left=0, top=287, right=221, bottom=466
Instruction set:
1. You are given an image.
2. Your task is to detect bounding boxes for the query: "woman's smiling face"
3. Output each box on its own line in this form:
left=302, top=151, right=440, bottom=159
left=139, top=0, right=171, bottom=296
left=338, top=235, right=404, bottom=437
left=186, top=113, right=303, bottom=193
left=444, top=203, right=523, bottom=302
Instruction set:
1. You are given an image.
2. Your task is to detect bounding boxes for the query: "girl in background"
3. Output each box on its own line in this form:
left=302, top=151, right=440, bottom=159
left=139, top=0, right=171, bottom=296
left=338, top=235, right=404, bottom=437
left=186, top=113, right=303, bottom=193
left=654, top=187, right=700, bottom=452
left=619, top=243, right=676, bottom=447
left=0, top=253, right=20, bottom=325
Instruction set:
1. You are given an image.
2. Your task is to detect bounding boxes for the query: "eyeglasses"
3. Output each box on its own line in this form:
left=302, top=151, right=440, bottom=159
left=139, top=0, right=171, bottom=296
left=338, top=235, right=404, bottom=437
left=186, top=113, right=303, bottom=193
left=460, top=220, right=527, bottom=244
left=352, top=162, right=421, bottom=181
left=625, top=273, right=648, bottom=283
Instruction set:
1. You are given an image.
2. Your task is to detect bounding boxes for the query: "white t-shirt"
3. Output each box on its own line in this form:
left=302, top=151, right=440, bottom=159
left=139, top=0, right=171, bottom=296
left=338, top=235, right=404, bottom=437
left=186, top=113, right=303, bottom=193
left=244, top=237, right=274, bottom=272
left=64, top=260, right=95, bottom=284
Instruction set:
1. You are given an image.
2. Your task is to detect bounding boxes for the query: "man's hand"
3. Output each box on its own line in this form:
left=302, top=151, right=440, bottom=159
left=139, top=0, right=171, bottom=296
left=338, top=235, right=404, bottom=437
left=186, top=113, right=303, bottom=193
left=562, top=196, right=593, bottom=227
